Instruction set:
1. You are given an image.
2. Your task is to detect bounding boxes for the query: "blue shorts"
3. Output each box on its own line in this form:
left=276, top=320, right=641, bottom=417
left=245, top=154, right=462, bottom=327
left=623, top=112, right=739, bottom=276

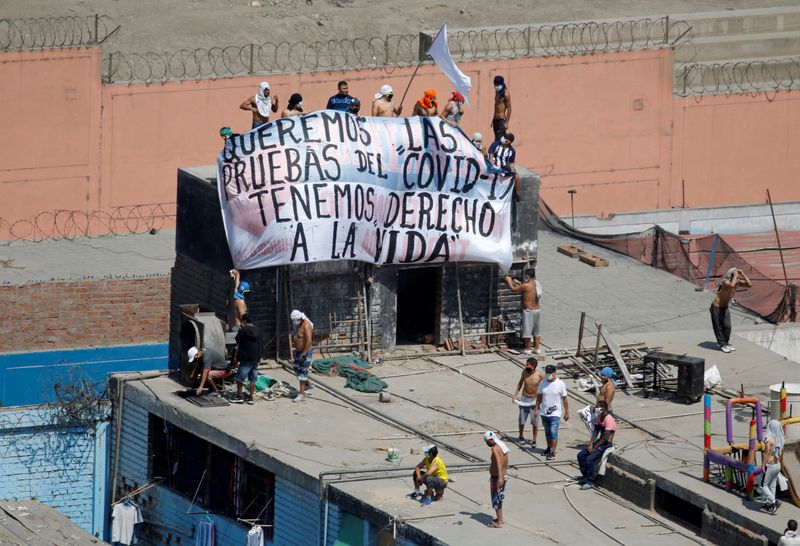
left=293, top=350, right=313, bottom=381
left=235, top=361, right=258, bottom=383
left=541, top=416, right=561, bottom=441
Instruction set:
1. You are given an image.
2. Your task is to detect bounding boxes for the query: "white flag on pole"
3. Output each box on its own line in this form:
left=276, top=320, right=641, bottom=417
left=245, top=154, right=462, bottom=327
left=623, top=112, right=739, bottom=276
left=427, top=23, right=473, bottom=106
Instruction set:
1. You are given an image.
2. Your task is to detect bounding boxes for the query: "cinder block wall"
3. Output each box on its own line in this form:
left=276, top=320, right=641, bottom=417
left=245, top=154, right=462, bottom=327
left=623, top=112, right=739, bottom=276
left=0, top=276, right=170, bottom=352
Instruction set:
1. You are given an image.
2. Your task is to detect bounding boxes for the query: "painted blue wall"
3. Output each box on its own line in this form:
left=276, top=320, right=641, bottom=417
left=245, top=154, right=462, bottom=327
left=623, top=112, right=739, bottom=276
left=0, top=407, right=109, bottom=537
left=0, top=343, right=167, bottom=406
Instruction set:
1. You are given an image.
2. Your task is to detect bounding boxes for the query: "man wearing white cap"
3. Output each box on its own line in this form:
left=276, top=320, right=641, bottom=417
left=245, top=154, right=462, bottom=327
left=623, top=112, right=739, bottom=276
left=290, top=310, right=314, bottom=402
left=240, top=82, right=279, bottom=129
left=483, top=431, right=509, bottom=528
left=710, top=267, right=751, bottom=353
left=471, top=132, right=488, bottom=160
left=408, top=444, right=448, bottom=506
left=188, top=346, right=231, bottom=396
left=372, top=84, right=402, bottom=117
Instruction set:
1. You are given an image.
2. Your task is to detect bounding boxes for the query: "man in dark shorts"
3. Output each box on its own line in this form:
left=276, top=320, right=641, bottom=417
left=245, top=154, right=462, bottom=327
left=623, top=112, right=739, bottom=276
left=710, top=267, right=751, bottom=352
left=491, top=75, right=512, bottom=141
left=290, top=309, right=314, bottom=402
left=484, top=431, right=509, bottom=528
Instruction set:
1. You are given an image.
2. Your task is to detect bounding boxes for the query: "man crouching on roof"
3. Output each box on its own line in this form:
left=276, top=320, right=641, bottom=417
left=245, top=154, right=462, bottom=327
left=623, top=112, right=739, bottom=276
left=291, top=309, right=314, bottom=402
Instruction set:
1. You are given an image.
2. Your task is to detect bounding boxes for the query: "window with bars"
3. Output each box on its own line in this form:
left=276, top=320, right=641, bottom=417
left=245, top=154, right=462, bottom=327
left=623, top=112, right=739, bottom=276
left=148, top=414, right=274, bottom=538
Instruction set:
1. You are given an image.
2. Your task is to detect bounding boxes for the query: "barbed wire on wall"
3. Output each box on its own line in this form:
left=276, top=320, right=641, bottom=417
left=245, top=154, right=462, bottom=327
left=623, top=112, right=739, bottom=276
left=676, top=57, right=800, bottom=96
left=0, top=15, right=120, bottom=51
left=103, top=16, right=695, bottom=84
left=0, top=204, right=175, bottom=245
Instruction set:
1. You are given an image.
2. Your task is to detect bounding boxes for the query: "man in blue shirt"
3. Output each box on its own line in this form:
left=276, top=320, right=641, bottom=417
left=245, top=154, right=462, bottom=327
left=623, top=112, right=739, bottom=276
left=326, top=81, right=356, bottom=112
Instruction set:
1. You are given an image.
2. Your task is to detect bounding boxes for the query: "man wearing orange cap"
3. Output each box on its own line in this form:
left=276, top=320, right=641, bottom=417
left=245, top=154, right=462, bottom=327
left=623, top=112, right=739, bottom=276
left=412, top=89, right=438, bottom=117
left=440, top=91, right=465, bottom=127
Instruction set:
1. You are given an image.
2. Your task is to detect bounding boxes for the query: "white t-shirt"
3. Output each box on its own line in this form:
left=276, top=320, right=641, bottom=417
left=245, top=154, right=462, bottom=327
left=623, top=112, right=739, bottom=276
left=538, top=377, right=567, bottom=418
left=111, top=502, right=143, bottom=545
left=779, top=532, right=800, bottom=546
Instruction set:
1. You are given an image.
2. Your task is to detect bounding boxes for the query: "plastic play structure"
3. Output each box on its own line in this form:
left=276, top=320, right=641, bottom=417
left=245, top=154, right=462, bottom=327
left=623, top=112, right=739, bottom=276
left=703, top=384, right=800, bottom=506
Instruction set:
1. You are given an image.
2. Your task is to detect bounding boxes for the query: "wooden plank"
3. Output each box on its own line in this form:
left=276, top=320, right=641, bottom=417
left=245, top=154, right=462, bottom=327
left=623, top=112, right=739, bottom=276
left=557, top=244, right=585, bottom=258
left=601, top=331, right=634, bottom=389
left=579, top=253, right=609, bottom=267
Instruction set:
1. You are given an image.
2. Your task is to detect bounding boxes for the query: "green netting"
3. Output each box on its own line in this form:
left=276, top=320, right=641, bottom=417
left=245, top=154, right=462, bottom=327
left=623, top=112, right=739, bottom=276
left=310, top=356, right=385, bottom=392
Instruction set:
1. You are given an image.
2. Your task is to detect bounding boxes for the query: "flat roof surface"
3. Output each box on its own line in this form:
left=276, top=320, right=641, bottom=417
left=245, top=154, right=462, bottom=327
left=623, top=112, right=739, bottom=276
left=0, top=499, right=105, bottom=545
left=0, top=230, right=175, bottom=284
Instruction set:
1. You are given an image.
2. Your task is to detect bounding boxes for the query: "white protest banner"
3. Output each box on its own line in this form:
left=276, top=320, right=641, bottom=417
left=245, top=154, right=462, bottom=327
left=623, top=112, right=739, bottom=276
left=217, top=111, right=515, bottom=271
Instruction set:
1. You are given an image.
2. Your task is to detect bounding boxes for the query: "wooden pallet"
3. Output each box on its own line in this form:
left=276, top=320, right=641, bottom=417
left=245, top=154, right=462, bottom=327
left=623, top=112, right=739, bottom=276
left=579, top=253, right=609, bottom=267
left=557, top=244, right=585, bottom=258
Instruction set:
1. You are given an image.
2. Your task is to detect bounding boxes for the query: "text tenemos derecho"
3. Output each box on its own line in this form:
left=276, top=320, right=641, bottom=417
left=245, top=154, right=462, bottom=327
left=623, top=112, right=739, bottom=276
left=217, top=110, right=515, bottom=271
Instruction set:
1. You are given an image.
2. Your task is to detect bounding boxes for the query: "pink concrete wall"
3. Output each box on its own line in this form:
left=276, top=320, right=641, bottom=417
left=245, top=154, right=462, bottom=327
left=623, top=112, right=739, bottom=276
left=2, top=46, right=799, bottom=238
left=671, top=90, right=800, bottom=208
left=0, top=49, right=103, bottom=234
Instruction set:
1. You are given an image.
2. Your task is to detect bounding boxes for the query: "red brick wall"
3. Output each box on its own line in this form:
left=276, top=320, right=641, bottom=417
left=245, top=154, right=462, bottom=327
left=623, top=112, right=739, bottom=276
left=0, top=276, right=170, bottom=352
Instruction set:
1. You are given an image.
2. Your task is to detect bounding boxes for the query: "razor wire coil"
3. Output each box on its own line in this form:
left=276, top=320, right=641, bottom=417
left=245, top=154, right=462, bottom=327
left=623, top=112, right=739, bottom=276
left=0, top=15, right=119, bottom=51
left=677, top=57, right=800, bottom=96
left=103, top=16, right=694, bottom=84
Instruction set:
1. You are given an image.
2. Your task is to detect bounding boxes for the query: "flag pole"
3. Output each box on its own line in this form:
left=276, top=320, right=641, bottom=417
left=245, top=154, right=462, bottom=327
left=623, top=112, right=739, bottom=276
left=399, top=24, right=446, bottom=109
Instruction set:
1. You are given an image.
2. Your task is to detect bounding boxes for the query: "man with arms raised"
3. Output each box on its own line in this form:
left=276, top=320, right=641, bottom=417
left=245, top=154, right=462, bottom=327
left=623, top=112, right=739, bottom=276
left=710, top=267, right=751, bottom=353
left=512, top=358, right=545, bottom=448
left=291, top=309, right=314, bottom=402
left=240, top=82, right=278, bottom=129
left=504, top=269, right=542, bottom=355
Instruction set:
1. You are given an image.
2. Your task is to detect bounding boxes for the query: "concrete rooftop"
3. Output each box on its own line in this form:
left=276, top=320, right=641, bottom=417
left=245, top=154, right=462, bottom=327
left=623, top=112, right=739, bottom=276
left=0, top=230, right=175, bottom=284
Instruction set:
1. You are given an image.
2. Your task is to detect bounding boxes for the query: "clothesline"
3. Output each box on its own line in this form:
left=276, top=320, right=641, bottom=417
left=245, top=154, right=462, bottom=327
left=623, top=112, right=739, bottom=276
left=111, top=477, right=164, bottom=506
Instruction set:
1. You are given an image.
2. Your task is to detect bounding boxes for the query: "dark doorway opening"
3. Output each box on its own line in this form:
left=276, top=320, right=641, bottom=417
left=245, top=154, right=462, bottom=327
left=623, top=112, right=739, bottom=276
left=396, top=267, right=439, bottom=344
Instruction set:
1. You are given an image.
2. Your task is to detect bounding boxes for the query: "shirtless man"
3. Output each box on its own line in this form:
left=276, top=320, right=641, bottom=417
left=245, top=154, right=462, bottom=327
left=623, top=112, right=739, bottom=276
left=483, top=431, right=509, bottom=528
left=412, top=89, right=438, bottom=117
left=710, top=267, right=751, bottom=352
left=372, top=84, right=402, bottom=117
left=513, top=359, right=545, bottom=447
left=281, top=93, right=304, bottom=118
left=240, top=82, right=279, bottom=129
left=290, top=309, right=314, bottom=402
left=491, top=75, right=512, bottom=141
left=504, top=269, right=542, bottom=354
left=596, top=367, right=616, bottom=411
left=229, top=269, right=251, bottom=332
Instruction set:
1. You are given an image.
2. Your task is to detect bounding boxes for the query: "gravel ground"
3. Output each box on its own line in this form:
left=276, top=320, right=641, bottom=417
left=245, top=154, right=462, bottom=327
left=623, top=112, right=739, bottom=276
left=4, top=0, right=799, bottom=53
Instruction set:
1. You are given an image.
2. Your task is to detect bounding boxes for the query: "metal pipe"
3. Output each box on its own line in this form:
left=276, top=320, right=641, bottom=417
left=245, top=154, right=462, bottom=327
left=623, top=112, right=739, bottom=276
left=766, top=189, right=790, bottom=289
left=110, top=376, right=125, bottom=503
left=455, top=264, right=466, bottom=356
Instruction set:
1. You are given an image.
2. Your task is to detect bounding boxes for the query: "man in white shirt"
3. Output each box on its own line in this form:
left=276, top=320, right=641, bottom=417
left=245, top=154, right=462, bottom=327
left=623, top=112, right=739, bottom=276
left=534, top=364, right=569, bottom=460
left=780, top=520, right=800, bottom=545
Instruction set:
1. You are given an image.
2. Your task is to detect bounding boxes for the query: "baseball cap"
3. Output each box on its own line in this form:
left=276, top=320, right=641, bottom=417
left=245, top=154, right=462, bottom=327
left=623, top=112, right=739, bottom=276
left=187, top=346, right=199, bottom=362
left=219, top=127, right=233, bottom=138
left=380, top=84, right=393, bottom=96
left=472, top=132, right=483, bottom=142
left=422, top=444, right=436, bottom=454
left=600, top=367, right=616, bottom=378
left=483, top=431, right=495, bottom=441
left=238, top=280, right=251, bottom=294
left=545, top=364, right=556, bottom=374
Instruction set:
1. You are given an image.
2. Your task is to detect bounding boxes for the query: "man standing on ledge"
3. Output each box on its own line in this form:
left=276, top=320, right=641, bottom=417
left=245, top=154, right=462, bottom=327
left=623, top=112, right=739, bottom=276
left=491, top=75, right=512, bottom=141
left=504, top=269, right=542, bottom=355
left=483, top=431, right=509, bottom=528
left=240, top=82, right=278, bottom=129
left=326, top=80, right=355, bottom=112
left=710, top=267, right=751, bottom=353
left=372, top=84, right=402, bottom=117
left=291, top=309, right=314, bottom=402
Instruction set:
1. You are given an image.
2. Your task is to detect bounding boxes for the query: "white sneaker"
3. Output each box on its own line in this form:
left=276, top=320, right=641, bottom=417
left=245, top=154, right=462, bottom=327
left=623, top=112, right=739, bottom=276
left=293, top=394, right=306, bottom=402
left=720, top=345, right=731, bottom=353
left=726, top=345, right=736, bottom=351
left=523, top=349, right=533, bottom=355
left=533, top=348, right=542, bottom=355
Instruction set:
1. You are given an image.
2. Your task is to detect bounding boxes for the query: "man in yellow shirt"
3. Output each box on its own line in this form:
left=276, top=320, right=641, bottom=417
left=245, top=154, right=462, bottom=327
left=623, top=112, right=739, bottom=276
left=408, top=445, right=448, bottom=506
